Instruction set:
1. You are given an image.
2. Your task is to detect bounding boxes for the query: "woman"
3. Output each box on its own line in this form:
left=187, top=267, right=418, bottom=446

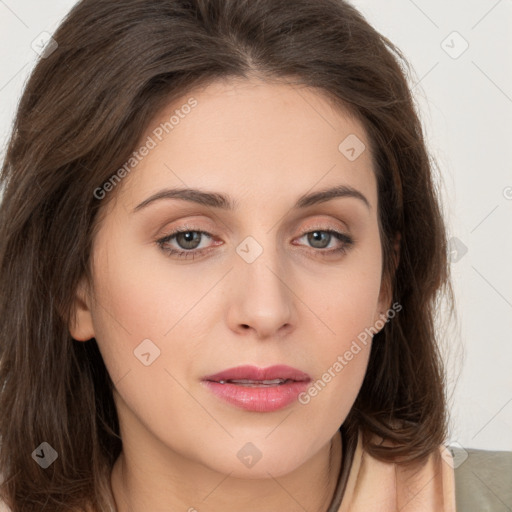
left=0, top=0, right=456, bottom=510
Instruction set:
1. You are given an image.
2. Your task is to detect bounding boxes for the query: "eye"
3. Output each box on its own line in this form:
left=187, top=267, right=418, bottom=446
left=294, top=227, right=354, bottom=256
left=157, top=227, right=217, bottom=260
left=156, top=225, right=354, bottom=260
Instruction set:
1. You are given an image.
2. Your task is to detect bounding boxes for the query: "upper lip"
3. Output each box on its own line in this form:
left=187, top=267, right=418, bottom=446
left=203, top=365, right=311, bottom=383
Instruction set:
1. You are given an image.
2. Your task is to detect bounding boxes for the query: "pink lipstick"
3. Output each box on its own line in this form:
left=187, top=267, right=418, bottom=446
left=201, top=365, right=311, bottom=412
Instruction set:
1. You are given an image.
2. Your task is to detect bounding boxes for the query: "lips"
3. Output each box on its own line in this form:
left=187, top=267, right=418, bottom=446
left=201, top=365, right=311, bottom=412
left=203, top=365, right=311, bottom=385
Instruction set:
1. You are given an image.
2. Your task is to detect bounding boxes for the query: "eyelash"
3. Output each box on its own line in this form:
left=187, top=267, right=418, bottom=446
left=156, top=224, right=354, bottom=261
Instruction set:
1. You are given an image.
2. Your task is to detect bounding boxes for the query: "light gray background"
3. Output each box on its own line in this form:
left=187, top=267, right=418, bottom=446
left=0, top=0, right=511, bottom=452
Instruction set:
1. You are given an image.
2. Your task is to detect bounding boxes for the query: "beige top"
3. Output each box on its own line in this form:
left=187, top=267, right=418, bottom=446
left=336, top=429, right=457, bottom=511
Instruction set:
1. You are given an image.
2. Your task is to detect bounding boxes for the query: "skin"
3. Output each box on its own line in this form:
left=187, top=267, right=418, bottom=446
left=70, top=76, right=394, bottom=512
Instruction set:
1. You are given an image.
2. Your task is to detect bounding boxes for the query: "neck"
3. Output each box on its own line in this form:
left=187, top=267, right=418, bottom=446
left=110, top=429, right=342, bottom=512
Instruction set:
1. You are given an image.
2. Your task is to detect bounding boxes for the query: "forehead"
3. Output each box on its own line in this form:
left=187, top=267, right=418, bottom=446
left=115, top=77, right=377, bottom=214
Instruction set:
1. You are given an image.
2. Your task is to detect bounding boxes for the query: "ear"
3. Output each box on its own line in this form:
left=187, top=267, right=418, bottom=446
left=374, top=232, right=401, bottom=325
left=69, top=276, right=96, bottom=342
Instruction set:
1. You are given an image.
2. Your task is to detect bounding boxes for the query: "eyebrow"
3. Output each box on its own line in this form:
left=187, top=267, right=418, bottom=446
left=132, top=184, right=371, bottom=213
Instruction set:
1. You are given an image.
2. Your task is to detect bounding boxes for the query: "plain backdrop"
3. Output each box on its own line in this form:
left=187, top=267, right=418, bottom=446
left=0, top=0, right=511, bottom=452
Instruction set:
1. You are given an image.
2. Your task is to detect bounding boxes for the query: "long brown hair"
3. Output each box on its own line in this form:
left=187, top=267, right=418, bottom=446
left=0, top=0, right=456, bottom=510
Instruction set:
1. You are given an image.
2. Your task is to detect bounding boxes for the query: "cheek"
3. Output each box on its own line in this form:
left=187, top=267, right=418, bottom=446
left=294, top=241, right=383, bottom=424
left=89, top=233, right=217, bottom=392
left=90, top=230, right=193, bottom=336
left=295, top=290, right=376, bottom=440
left=309, top=246, right=384, bottom=345
left=87, top=236, right=163, bottom=379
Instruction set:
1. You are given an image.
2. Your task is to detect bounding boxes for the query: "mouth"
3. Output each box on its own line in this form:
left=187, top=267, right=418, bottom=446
left=213, top=378, right=297, bottom=387
left=203, top=364, right=311, bottom=384
left=201, top=365, right=311, bottom=412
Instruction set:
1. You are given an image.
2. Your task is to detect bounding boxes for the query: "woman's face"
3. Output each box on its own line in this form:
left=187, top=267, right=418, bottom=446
left=71, top=77, right=390, bottom=479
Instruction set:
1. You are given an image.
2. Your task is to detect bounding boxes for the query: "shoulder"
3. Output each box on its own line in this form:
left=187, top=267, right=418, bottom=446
left=450, top=445, right=512, bottom=511
left=392, top=442, right=457, bottom=511
left=338, top=431, right=457, bottom=511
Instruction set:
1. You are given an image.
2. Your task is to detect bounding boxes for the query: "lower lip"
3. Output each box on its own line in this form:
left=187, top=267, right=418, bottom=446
left=202, top=380, right=310, bottom=412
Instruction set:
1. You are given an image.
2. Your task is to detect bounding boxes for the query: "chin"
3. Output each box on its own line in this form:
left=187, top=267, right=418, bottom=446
left=199, top=441, right=311, bottom=479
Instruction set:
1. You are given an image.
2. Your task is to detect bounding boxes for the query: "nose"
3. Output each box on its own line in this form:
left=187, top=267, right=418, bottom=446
left=226, top=240, right=296, bottom=340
